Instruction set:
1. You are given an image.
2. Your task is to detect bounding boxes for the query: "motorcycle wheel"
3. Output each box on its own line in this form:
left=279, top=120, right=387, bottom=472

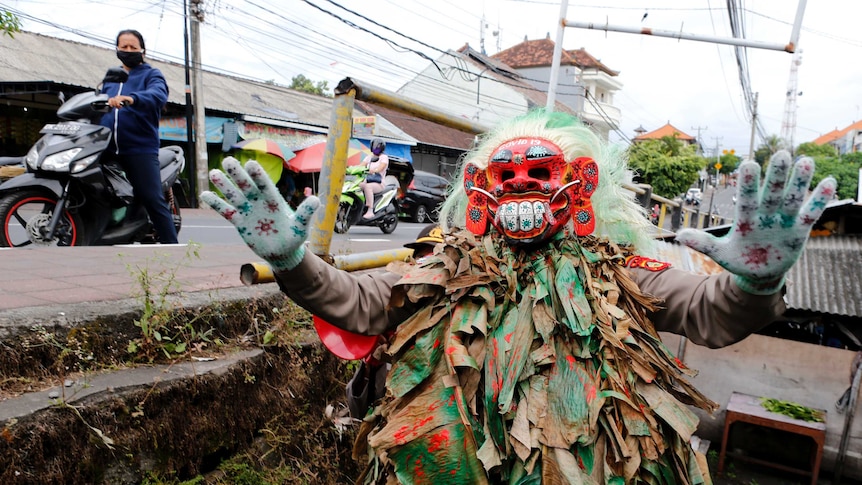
left=334, top=202, right=351, bottom=234
left=379, top=214, right=398, bottom=234
left=0, top=190, right=86, bottom=247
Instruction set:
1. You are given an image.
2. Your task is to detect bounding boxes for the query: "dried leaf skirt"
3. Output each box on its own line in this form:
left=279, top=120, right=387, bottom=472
left=355, top=232, right=717, bottom=484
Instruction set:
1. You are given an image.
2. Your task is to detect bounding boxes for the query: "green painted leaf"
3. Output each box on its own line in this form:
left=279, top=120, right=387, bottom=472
left=553, top=255, right=592, bottom=336
left=388, top=421, right=487, bottom=485
left=388, top=323, right=445, bottom=398
left=498, top=293, right=534, bottom=414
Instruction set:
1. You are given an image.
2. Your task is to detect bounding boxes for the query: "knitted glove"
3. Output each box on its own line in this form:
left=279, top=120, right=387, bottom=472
left=676, top=151, right=836, bottom=295
left=200, top=157, right=320, bottom=271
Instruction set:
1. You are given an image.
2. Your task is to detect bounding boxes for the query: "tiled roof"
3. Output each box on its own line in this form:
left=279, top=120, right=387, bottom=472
left=633, top=123, right=695, bottom=141
left=491, top=37, right=618, bottom=76
left=453, top=45, right=579, bottom=118
left=812, top=120, right=862, bottom=145
left=812, top=129, right=843, bottom=145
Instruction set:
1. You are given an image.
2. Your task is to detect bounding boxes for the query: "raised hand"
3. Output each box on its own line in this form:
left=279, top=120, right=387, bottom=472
left=676, top=151, right=836, bottom=294
left=200, top=157, right=319, bottom=271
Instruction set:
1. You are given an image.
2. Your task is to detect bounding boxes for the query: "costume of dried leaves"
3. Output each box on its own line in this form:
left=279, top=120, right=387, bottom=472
left=354, top=230, right=716, bottom=484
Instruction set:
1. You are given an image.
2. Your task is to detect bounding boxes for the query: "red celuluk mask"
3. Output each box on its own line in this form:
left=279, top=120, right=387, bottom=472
left=463, top=137, right=598, bottom=245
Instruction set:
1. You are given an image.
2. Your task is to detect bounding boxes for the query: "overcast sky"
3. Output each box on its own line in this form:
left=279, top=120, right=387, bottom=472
left=6, top=0, right=862, bottom=157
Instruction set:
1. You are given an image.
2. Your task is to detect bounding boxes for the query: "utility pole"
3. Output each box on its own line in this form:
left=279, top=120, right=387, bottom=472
left=781, top=51, right=802, bottom=156
left=190, top=0, right=208, bottom=203
left=479, top=15, right=487, bottom=55
left=546, top=0, right=570, bottom=110
left=691, top=125, right=708, bottom=155
left=748, top=92, right=759, bottom=161
left=705, top=137, right=722, bottom=228
left=181, top=0, right=196, bottom=207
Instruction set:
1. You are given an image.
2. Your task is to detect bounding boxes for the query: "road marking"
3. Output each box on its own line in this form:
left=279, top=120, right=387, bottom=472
left=181, top=225, right=235, bottom=229
left=114, top=243, right=190, bottom=248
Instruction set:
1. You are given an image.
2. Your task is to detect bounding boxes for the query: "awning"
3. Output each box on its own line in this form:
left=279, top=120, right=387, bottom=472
left=382, top=142, right=413, bottom=162
left=353, top=138, right=413, bottom=163
left=159, top=116, right=231, bottom=143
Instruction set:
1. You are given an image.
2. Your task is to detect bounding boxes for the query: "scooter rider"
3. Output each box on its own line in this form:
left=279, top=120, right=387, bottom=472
left=360, top=138, right=388, bottom=219
left=99, top=29, right=178, bottom=244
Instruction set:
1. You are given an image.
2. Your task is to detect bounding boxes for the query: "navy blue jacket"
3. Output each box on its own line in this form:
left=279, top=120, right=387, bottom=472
left=99, top=63, right=168, bottom=156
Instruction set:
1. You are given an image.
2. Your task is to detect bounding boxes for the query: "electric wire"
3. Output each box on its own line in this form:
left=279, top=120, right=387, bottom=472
left=11, top=0, right=846, bottom=153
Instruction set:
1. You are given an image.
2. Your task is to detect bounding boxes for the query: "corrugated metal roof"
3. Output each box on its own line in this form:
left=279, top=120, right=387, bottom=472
left=0, top=31, right=413, bottom=142
left=785, top=236, right=862, bottom=317
left=652, top=236, right=862, bottom=318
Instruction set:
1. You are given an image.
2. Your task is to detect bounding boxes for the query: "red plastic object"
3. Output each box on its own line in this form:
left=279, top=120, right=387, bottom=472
left=312, top=315, right=378, bottom=360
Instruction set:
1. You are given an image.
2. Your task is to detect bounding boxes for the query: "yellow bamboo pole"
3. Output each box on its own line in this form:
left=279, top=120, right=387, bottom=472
left=308, top=87, right=356, bottom=259
left=336, top=78, right=490, bottom=135
left=240, top=248, right=415, bottom=285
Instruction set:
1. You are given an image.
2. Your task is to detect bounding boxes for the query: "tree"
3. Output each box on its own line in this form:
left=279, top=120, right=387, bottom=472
left=810, top=152, right=862, bottom=201
left=627, top=140, right=704, bottom=198
left=754, top=134, right=786, bottom=166
left=709, top=149, right=741, bottom=176
left=796, top=141, right=838, bottom=158
left=289, top=74, right=330, bottom=97
left=657, top=134, right=685, bottom=157
left=1, top=10, right=21, bottom=38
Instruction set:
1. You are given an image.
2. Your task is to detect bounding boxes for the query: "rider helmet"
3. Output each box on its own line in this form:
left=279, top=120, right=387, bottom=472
left=370, top=138, right=386, bottom=156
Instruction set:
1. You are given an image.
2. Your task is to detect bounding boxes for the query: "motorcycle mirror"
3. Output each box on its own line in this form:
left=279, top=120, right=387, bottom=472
left=102, top=67, right=129, bottom=85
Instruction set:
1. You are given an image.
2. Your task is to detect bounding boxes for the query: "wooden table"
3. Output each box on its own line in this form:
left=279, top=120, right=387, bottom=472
left=718, top=392, right=826, bottom=485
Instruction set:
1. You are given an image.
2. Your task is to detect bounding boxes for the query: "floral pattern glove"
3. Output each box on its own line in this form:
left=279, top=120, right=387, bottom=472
left=675, top=151, right=836, bottom=295
left=200, top=157, right=320, bottom=271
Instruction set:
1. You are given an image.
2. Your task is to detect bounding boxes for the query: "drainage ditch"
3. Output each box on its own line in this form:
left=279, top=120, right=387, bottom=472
left=0, top=290, right=362, bottom=485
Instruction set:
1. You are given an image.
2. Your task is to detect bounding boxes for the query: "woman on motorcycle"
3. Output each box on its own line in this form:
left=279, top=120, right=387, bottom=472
left=99, top=29, right=178, bottom=244
left=360, top=138, right=388, bottom=219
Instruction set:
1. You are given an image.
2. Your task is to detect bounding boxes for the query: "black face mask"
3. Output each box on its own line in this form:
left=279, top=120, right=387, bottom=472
left=116, top=50, right=144, bottom=68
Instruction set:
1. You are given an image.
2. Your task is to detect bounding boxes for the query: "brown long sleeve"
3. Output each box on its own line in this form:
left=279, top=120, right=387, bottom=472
left=275, top=251, right=786, bottom=348
left=274, top=251, right=405, bottom=335
left=631, top=267, right=786, bottom=348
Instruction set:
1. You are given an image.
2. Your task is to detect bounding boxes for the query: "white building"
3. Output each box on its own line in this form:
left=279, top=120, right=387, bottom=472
left=396, top=44, right=580, bottom=130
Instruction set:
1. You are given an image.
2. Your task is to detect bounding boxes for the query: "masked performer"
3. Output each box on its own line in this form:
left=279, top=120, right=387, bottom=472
left=202, top=110, right=835, bottom=484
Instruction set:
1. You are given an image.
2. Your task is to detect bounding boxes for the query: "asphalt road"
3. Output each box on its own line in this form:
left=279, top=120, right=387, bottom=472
left=680, top=184, right=737, bottom=221
left=178, top=207, right=430, bottom=252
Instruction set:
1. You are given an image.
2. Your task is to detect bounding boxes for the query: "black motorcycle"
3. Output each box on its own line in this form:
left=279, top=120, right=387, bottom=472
left=0, top=68, right=184, bottom=247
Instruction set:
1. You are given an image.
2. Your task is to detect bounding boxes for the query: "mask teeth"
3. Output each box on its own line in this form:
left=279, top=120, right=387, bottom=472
left=494, top=201, right=520, bottom=233
left=494, top=201, right=554, bottom=234
left=543, top=201, right=556, bottom=226
left=549, top=180, right=581, bottom=204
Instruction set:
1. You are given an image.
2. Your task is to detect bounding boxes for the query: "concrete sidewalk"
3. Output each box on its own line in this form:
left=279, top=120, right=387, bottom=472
left=0, top=242, right=261, bottom=312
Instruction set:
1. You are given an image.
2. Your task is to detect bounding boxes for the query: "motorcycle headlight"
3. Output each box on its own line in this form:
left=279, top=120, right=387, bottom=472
left=70, top=154, right=99, bottom=174
left=42, top=148, right=83, bottom=172
left=24, top=144, right=39, bottom=169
